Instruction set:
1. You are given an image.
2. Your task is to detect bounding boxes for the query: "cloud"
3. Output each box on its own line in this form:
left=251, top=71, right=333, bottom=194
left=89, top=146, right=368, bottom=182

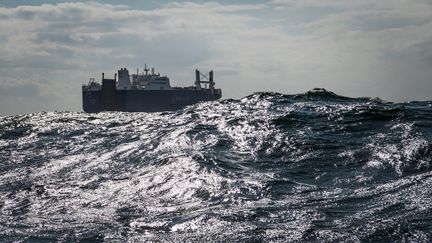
left=268, top=0, right=432, bottom=97
left=0, top=1, right=432, bottom=115
left=0, top=1, right=270, bottom=115
left=0, top=1, right=265, bottom=68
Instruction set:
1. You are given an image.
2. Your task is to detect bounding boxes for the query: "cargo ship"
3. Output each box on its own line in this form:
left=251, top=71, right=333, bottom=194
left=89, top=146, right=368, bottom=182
left=82, top=65, right=222, bottom=113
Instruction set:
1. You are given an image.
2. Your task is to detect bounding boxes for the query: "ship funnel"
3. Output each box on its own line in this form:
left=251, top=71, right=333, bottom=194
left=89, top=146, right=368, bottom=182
left=117, top=68, right=131, bottom=89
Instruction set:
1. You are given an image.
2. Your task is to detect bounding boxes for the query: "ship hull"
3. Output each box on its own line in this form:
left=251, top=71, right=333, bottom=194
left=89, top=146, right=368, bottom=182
left=82, top=89, right=221, bottom=113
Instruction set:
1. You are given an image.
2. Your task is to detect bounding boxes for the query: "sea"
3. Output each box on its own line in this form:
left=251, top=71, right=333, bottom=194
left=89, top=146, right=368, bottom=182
left=1, top=89, right=432, bottom=242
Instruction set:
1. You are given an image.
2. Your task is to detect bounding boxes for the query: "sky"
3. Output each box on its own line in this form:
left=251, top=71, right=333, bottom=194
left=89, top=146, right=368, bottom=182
left=0, top=0, right=432, bottom=115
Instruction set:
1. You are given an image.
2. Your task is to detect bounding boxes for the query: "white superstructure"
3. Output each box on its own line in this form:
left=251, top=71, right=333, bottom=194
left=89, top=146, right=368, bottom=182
left=116, top=64, right=172, bottom=90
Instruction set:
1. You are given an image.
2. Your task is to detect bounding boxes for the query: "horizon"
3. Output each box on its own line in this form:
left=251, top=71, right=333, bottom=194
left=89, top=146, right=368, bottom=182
left=1, top=0, right=432, bottom=115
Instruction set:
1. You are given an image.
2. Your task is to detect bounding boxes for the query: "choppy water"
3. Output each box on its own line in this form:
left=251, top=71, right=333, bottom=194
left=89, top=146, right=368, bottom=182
left=1, top=89, right=432, bottom=242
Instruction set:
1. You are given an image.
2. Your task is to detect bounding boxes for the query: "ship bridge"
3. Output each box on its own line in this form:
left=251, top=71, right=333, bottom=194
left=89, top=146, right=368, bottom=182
left=128, top=65, right=172, bottom=90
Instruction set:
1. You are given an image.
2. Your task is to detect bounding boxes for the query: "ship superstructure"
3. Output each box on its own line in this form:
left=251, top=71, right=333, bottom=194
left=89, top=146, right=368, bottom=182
left=82, top=65, right=222, bottom=112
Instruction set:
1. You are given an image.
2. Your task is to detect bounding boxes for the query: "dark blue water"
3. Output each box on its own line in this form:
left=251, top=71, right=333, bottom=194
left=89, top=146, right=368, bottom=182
left=1, top=89, right=432, bottom=242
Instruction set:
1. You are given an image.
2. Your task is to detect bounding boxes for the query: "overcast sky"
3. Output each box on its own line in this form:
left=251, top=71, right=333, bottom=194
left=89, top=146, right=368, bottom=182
left=1, top=0, right=431, bottom=115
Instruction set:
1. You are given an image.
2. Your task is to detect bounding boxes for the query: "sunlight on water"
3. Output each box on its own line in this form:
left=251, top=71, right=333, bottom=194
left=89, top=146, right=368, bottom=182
left=1, top=90, right=432, bottom=241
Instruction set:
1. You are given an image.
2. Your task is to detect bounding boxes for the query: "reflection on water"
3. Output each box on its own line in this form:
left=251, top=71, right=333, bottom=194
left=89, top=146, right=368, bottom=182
left=1, top=89, right=432, bottom=241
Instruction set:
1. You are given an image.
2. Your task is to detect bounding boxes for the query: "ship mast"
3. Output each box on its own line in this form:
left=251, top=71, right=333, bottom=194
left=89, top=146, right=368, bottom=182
left=144, top=64, right=149, bottom=75
left=195, top=69, right=215, bottom=93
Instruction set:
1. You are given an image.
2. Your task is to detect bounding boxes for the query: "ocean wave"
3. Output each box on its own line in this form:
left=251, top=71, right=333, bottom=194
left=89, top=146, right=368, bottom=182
left=1, top=90, right=432, bottom=241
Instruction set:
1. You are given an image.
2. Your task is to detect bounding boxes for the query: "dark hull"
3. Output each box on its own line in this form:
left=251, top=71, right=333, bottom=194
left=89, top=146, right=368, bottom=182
left=82, top=89, right=222, bottom=113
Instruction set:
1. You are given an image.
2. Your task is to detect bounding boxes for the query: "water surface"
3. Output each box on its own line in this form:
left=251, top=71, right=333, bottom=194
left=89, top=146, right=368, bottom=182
left=1, top=89, right=432, bottom=241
